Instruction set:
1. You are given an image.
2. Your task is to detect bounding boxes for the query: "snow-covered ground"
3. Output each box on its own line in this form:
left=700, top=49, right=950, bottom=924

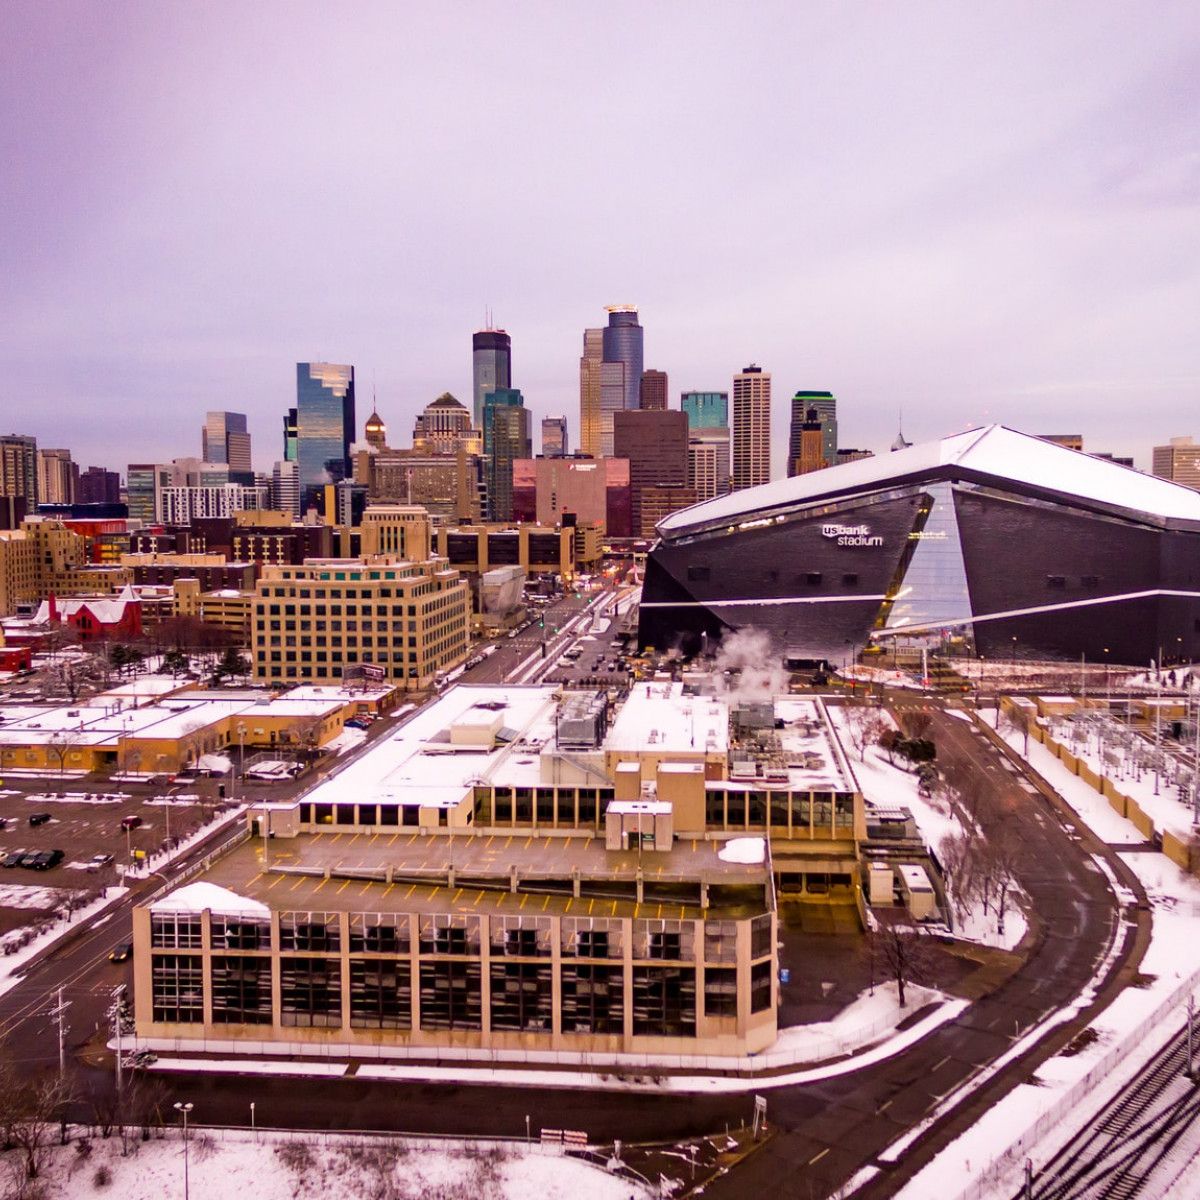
left=0, top=885, right=129, bottom=995
left=0, top=882, right=68, bottom=909
left=8, top=1131, right=643, bottom=1200
left=325, top=725, right=368, bottom=755
left=828, top=705, right=1027, bottom=951
left=893, top=714, right=1200, bottom=1199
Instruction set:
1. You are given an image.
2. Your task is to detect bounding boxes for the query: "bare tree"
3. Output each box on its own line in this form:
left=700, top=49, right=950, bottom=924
left=48, top=728, right=81, bottom=782
left=998, top=703, right=1032, bottom=756
left=0, top=1049, right=78, bottom=1186
left=871, top=922, right=933, bottom=1008
left=841, top=704, right=887, bottom=763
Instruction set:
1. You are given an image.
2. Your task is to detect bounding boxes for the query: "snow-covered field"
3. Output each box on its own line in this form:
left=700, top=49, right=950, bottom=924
left=6, top=1132, right=644, bottom=1200
left=0, top=882, right=68, bottom=909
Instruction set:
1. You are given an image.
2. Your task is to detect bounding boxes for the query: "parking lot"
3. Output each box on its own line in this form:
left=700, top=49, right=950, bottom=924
left=0, top=782, right=224, bottom=929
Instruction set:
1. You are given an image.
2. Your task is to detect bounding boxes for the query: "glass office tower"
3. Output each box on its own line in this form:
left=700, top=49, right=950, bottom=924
left=601, top=306, right=643, bottom=415
left=296, top=363, right=355, bottom=509
left=681, top=392, right=729, bottom=430
left=472, top=330, right=512, bottom=431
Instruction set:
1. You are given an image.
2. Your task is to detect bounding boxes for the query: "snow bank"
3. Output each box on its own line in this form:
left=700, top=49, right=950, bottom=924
left=718, top=836, right=765, bottom=864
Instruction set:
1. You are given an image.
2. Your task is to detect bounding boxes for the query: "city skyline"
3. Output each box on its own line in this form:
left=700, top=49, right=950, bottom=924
left=3, top=5, right=1197, bottom=476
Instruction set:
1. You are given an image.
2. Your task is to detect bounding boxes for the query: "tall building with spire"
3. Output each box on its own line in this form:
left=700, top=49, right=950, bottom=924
left=472, top=327, right=512, bottom=431
left=364, top=406, right=388, bottom=450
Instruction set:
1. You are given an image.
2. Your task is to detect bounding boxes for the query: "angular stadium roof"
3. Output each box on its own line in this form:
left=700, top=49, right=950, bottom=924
left=658, top=425, right=1200, bottom=535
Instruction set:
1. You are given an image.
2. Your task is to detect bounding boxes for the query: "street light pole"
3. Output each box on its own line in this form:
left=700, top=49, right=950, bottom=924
left=174, top=1101, right=194, bottom=1200
left=236, top=723, right=246, bottom=801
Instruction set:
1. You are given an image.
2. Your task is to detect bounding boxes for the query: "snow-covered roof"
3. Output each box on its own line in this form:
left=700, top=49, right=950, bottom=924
left=32, top=585, right=140, bottom=625
left=607, top=682, right=729, bottom=757
left=150, top=881, right=270, bottom=917
left=658, top=425, right=1200, bottom=534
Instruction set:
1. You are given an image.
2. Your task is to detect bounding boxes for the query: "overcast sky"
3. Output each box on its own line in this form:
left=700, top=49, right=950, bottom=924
left=3, top=2, right=1198, bottom=476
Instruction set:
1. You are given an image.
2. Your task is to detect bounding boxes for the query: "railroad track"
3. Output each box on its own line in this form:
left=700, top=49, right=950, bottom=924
left=1020, top=1017, right=1200, bottom=1199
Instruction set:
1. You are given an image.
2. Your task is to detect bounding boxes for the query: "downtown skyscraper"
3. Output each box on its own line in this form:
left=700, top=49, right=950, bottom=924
left=296, top=362, right=355, bottom=508
left=732, top=365, right=771, bottom=491
left=579, top=305, right=644, bottom=457
left=472, top=328, right=512, bottom=431
left=202, top=410, right=253, bottom=480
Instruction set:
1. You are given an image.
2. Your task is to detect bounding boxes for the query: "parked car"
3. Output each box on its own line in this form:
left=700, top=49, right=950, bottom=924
left=17, top=852, right=42, bottom=868
left=28, top=812, right=51, bottom=827
left=119, top=815, right=143, bottom=831
left=109, top=943, right=133, bottom=963
left=2, top=850, right=27, bottom=869
left=345, top=718, right=368, bottom=730
left=88, top=853, right=114, bottom=869
left=31, top=850, right=63, bottom=871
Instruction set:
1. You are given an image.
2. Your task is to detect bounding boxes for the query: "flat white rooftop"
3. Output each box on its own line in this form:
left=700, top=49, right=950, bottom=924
left=607, top=682, right=729, bottom=757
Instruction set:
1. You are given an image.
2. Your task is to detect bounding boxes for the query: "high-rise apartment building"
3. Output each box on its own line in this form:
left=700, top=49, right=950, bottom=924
left=37, top=448, right=78, bottom=506
left=789, top=408, right=827, bottom=476
left=688, top=428, right=732, bottom=502
left=252, top=557, right=470, bottom=688
left=1, top=435, right=39, bottom=514
left=202, top=411, right=252, bottom=476
left=271, top=460, right=300, bottom=518
left=78, top=466, right=121, bottom=506
left=296, top=363, right=355, bottom=508
left=732, top=366, right=771, bottom=491
left=639, top=369, right=668, bottom=411
left=412, top=394, right=481, bottom=456
left=158, top=483, right=270, bottom=525
left=613, top=409, right=692, bottom=537
left=541, top=416, right=568, bottom=457
left=681, top=391, right=729, bottom=431
left=483, top=389, right=532, bottom=521
left=788, top=391, right=836, bottom=475
left=578, top=327, right=605, bottom=457
left=1153, top=437, right=1200, bottom=491
left=472, top=329, right=512, bottom=431
left=125, top=463, right=172, bottom=525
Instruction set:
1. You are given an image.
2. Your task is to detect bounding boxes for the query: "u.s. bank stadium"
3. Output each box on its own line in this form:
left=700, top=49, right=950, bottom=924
left=638, top=425, right=1200, bottom=665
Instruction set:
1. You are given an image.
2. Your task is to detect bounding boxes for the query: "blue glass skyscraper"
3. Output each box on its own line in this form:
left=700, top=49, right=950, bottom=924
left=296, top=362, right=355, bottom=507
left=601, top=306, right=643, bottom=414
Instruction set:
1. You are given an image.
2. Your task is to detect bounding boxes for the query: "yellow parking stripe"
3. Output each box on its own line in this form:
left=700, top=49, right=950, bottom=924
left=314, top=877, right=330, bottom=893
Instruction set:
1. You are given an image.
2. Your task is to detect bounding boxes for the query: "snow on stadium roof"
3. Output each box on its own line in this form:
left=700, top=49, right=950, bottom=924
left=657, top=425, right=1200, bottom=534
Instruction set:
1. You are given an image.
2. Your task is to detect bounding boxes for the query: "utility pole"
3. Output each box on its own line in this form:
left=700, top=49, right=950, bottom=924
left=48, top=986, right=70, bottom=1077
left=111, top=986, right=124, bottom=1093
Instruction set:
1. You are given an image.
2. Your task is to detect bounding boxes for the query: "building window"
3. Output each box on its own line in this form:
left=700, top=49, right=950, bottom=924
left=841, top=573, right=859, bottom=587
left=561, top=964, right=624, bottom=1034
left=348, top=914, right=409, bottom=954
left=349, top=959, right=411, bottom=1029
left=279, top=913, right=340, bottom=952
left=1046, top=575, right=1066, bottom=589
left=210, top=916, right=270, bottom=951
left=686, top=566, right=710, bottom=583
left=703, top=921, right=737, bottom=964
left=805, top=572, right=822, bottom=586
left=632, top=966, right=696, bottom=1037
left=280, top=956, right=341, bottom=1027
left=418, top=960, right=482, bottom=1031
left=151, top=953, right=204, bottom=1023
left=489, top=960, right=553, bottom=1032
left=150, top=913, right=202, bottom=949
left=750, top=914, right=773, bottom=959
left=704, top=967, right=738, bottom=1017
left=211, top=956, right=272, bottom=1024
left=750, top=959, right=773, bottom=1013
